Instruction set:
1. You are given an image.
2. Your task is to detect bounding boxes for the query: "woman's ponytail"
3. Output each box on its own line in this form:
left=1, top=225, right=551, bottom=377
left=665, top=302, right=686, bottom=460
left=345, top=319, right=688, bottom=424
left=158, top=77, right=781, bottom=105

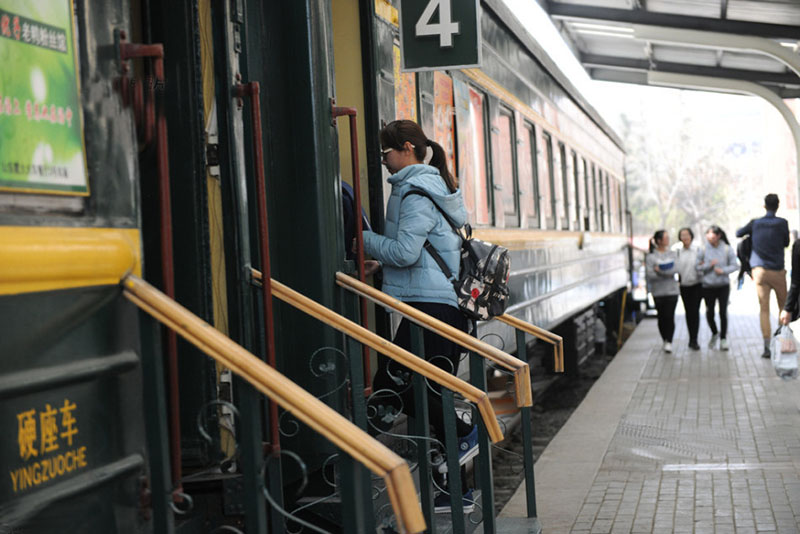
left=426, top=138, right=457, bottom=193
left=650, top=229, right=666, bottom=253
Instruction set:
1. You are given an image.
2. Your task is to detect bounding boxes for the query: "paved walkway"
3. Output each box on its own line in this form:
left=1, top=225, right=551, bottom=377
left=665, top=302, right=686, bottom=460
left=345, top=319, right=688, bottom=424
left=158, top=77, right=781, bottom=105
left=502, top=282, right=800, bottom=533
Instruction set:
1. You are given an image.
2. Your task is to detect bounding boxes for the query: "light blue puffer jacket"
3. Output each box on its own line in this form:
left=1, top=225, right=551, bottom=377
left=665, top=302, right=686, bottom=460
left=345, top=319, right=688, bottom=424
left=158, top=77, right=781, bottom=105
left=363, top=164, right=467, bottom=307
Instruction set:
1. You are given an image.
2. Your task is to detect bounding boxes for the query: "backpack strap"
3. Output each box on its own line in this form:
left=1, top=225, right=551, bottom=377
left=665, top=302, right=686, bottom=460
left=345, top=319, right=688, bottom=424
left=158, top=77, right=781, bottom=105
left=423, top=241, right=456, bottom=282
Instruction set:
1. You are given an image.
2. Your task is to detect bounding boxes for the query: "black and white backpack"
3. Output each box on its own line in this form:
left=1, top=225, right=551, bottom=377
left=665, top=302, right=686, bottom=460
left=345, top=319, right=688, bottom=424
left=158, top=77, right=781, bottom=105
left=403, top=190, right=511, bottom=321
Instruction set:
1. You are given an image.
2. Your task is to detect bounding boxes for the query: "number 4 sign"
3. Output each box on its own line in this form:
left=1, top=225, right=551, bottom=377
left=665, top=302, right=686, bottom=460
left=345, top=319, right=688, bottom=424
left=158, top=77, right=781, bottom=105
left=415, top=0, right=459, bottom=47
left=400, top=0, right=481, bottom=72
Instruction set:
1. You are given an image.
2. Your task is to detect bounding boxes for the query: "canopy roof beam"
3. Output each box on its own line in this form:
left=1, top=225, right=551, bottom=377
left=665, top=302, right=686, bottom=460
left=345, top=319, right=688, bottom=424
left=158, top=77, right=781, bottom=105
left=580, top=53, right=800, bottom=88
left=547, top=2, right=800, bottom=40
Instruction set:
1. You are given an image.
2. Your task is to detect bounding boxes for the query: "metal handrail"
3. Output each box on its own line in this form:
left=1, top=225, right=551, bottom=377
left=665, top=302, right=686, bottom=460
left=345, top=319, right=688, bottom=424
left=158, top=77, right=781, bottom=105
left=331, top=103, right=372, bottom=393
left=119, top=34, right=183, bottom=500
left=335, top=272, right=535, bottom=407
left=497, top=314, right=565, bottom=373
left=121, top=274, right=425, bottom=534
left=234, top=81, right=281, bottom=452
left=333, top=272, right=564, bottom=526
left=250, top=269, right=504, bottom=443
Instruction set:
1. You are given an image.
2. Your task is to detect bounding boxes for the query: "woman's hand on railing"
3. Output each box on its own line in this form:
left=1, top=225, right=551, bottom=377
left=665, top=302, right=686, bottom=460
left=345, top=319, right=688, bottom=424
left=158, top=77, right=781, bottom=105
left=364, top=260, right=381, bottom=276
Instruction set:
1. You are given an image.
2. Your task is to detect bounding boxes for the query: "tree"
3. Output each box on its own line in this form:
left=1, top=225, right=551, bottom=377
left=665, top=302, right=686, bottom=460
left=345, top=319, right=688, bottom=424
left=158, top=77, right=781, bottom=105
left=619, top=98, right=751, bottom=239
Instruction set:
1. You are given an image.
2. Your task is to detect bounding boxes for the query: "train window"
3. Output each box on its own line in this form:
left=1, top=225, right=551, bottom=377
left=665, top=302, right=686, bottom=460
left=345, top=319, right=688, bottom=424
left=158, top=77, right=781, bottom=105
left=558, top=141, right=569, bottom=229
left=617, top=180, right=625, bottom=232
left=583, top=158, right=592, bottom=231
left=598, top=169, right=607, bottom=232
left=591, top=164, right=600, bottom=231
left=607, top=175, right=616, bottom=233
left=606, top=173, right=613, bottom=233
left=519, top=121, right=539, bottom=228
left=542, top=131, right=556, bottom=229
left=457, top=86, right=491, bottom=225
left=494, top=106, right=519, bottom=225
left=393, top=45, right=417, bottom=121
left=470, top=88, right=492, bottom=225
left=433, top=72, right=457, bottom=184
left=572, top=150, right=581, bottom=230
left=611, top=178, right=622, bottom=232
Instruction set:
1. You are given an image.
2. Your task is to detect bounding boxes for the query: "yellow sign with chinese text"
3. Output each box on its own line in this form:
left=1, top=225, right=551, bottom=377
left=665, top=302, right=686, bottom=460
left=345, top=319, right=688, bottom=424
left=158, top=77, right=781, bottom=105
left=9, top=398, right=88, bottom=493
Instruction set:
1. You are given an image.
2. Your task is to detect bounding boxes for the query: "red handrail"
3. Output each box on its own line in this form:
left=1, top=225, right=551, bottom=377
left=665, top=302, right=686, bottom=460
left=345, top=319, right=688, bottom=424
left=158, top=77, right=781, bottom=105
left=331, top=103, right=371, bottom=394
left=236, top=82, right=280, bottom=452
left=119, top=32, right=182, bottom=503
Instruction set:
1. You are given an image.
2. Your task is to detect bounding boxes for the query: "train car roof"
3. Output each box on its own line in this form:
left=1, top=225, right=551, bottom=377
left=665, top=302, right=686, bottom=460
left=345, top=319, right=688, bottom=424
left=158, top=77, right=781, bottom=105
left=485, top=0, right=626, bottom=151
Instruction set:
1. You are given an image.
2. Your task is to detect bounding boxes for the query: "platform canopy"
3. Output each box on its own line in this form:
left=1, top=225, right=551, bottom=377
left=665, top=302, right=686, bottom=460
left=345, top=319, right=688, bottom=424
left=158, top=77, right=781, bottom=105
left=543, top=0, right=800, bottom=98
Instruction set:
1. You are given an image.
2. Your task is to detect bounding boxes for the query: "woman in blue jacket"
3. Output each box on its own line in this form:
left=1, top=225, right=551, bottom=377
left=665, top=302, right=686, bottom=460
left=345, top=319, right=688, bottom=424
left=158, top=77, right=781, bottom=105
left=363, top=121, right=477, bottom=499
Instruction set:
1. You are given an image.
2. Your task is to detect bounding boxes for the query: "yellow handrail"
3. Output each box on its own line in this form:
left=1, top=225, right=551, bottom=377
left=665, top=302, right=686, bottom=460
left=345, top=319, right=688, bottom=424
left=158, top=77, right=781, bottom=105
left=334, top=272, right=534, bottom=408
left=265, top=274, right=503, bottom=443
left=121, top=274, right=425, bottom=534
left=497, top=314, right=564, bottom=373
left=0, top=226, right=141, bottom=296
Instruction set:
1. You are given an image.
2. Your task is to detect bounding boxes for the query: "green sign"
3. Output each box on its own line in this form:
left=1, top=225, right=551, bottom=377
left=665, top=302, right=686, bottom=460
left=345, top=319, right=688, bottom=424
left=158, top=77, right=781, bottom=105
left=400, top=0, right=481, bottom=72
left=0, top=0, right=88, bottom=196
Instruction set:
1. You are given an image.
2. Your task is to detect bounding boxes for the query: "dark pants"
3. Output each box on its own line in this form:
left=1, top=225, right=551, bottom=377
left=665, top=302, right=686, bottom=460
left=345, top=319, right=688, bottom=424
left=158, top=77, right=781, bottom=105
left=371, top=302, right=472, bottom=439
left=703, top=285, right=730, bottom=339
left=653, top=295, right=679, bottom=342
left=680, top=284, right=703, bottom=344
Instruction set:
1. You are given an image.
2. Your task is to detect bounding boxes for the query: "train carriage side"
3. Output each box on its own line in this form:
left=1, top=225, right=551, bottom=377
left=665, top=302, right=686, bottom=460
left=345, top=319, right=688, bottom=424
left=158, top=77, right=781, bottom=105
left=0, top=2, right=171, bottom=532
left=368, top=1, right=629, bottom=370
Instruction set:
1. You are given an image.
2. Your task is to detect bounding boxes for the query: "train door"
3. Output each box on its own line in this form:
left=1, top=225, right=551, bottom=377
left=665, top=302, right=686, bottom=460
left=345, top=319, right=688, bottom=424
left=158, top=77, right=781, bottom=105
left=0, top=1, right=170, bottom=532
left=333, top=0, right=370, bottom=215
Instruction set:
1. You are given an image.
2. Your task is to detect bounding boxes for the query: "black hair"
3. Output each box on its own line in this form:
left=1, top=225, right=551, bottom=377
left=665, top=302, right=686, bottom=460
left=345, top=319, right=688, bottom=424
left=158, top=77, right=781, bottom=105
left=765, top=193, right=779, bottom=211
left=649, top=229, right=667, bottom=253
left=707, top=225, right=730, bottom=245
left=678, top=227, right=694, bottom=241
left=380, top=120, right=457, bottom=193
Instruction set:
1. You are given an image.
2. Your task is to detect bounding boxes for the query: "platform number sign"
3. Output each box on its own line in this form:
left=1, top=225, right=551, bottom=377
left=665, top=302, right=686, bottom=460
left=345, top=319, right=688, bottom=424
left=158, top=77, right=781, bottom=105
left=400, top=0, right=481, bottom=72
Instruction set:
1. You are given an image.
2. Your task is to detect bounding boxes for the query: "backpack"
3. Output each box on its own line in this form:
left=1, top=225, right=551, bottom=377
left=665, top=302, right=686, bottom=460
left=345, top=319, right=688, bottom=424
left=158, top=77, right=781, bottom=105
left=737, top=232, right=752, bottom=289
left=403, top=190, right=510, bottom=321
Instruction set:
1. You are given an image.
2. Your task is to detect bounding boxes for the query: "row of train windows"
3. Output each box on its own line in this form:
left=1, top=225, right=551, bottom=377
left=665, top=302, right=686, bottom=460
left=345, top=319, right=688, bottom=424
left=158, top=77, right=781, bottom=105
left=452, top=85, right=626, bottom=234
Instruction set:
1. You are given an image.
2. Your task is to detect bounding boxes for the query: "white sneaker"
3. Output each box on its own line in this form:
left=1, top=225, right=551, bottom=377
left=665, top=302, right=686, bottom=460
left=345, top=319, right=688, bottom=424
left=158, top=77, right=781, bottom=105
left=720, top=339, right=729, bottom=351
left=709, top=333, right=719, bottom=349
left=663, top=341, right=673, bottom=353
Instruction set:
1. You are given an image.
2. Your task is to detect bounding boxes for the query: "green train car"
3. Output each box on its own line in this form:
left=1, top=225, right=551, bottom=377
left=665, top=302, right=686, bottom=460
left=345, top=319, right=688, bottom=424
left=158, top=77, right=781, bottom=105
left=0, top=0, right=628, bottom=533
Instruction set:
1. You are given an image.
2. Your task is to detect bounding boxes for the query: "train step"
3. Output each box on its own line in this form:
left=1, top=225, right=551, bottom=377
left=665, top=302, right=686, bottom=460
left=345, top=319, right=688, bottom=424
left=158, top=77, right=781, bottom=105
left=430, top=488, right=483, bottom=533
left=474, top=517, right=542, bottom=534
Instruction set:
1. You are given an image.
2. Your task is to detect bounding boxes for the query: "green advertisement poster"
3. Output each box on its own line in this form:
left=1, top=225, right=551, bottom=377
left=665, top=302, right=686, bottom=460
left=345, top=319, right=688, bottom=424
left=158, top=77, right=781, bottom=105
left=0, top=0, right=88, bottom=196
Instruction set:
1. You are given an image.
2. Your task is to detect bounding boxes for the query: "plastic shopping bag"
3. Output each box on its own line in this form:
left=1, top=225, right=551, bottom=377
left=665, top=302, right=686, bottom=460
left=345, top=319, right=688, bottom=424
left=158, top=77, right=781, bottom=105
left=770, top=325, right=799, bottom=380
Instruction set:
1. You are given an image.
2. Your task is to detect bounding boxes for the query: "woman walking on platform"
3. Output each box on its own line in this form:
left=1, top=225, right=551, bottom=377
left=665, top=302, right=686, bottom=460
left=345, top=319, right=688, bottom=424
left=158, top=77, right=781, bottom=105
left=697, top=225, right=738, bottom=351
left=676, top=228, right=702, bottom=350
left=646, top=230, right=680, bottom=352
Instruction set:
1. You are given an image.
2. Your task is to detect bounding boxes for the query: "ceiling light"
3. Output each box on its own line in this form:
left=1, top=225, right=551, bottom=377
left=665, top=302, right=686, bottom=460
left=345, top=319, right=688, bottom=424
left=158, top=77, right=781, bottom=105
left=574, top=29, right=635, bottom=39
left=570, top=22, right=634, bottom=33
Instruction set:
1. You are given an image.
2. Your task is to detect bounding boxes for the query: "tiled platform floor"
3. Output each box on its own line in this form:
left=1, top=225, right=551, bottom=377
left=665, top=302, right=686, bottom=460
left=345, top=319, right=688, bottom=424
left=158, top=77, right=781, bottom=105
left=501, top=282, right=800, bottom=533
